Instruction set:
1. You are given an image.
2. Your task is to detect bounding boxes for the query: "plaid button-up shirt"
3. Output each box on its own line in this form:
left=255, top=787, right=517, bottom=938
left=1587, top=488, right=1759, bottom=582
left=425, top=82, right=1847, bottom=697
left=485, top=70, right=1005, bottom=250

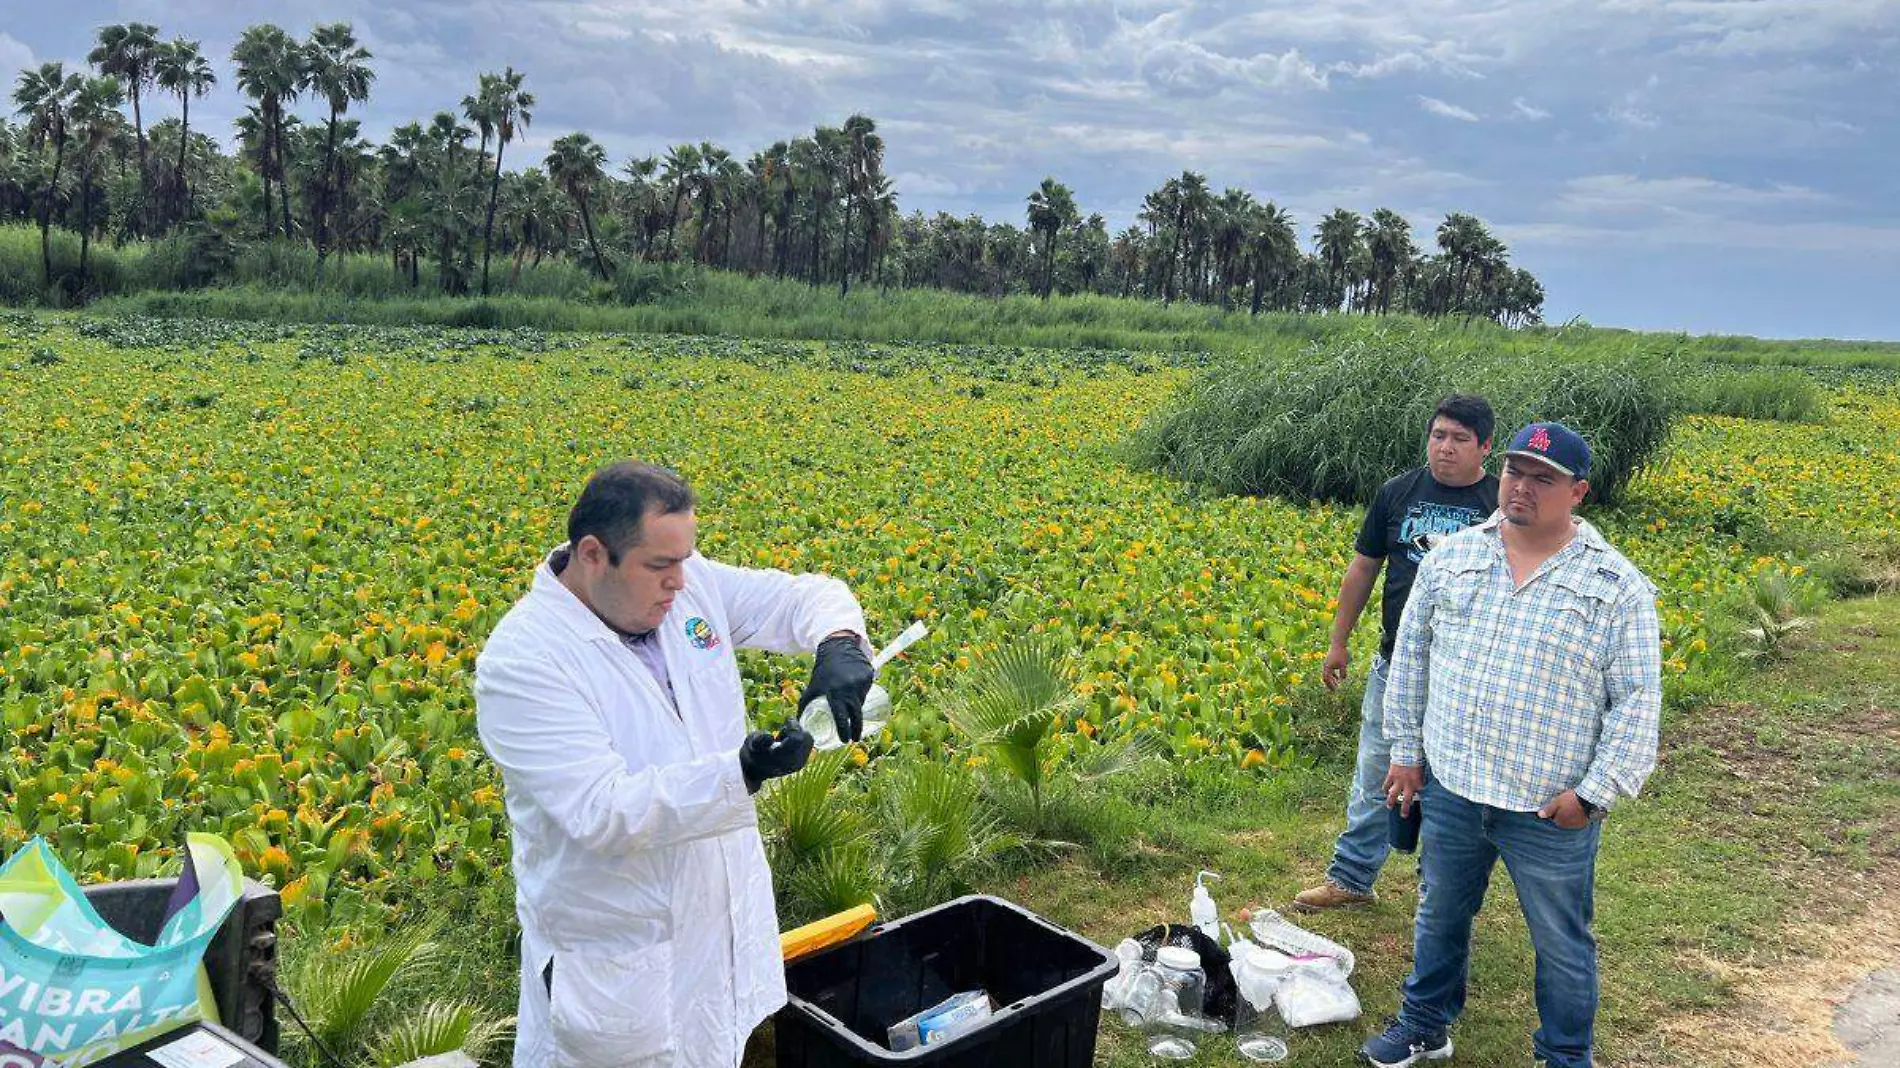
left=1383, top=513, right=1662, bottom=813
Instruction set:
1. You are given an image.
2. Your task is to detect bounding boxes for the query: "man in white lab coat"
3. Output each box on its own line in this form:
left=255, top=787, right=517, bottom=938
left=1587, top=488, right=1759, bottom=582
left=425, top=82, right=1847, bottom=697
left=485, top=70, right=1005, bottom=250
left=475, top=461, right=876, bottom=1068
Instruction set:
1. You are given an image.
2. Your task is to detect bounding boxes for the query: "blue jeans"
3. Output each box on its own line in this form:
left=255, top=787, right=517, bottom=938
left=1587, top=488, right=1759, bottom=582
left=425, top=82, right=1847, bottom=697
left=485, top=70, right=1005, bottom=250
left=1398, top=778, right=1603, bottom=1068
left=1325, top=655, right=1392, bottom=895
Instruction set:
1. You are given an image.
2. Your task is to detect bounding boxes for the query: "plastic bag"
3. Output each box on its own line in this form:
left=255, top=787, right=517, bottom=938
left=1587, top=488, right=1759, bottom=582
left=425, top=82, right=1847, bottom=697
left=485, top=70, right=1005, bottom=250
left=1242, top=910, right=1362, bottom=1027
left=0, top=833, right=245, bottom=1067
left=1133, top=923, right=1238, bottom=1025
left=1274, top=958, right=1362, bottom=1028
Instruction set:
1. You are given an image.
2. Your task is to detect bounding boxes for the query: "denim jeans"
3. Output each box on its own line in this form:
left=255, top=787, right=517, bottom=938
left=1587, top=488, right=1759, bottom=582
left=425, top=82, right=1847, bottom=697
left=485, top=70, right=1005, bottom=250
left=1398, top=777, right=1603, bottom=1068
left=1325, top=655, right=1392, bottom=895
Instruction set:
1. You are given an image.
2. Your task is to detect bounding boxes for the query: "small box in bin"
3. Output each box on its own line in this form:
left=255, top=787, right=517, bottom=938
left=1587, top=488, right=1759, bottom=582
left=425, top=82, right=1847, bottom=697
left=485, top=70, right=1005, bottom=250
left=776, top=895, right=1118, bottom=1067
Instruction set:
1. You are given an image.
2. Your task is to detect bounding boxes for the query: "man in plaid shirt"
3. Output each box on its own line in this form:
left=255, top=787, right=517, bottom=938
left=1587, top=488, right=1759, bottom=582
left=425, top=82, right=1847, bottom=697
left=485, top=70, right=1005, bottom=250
left=1359, top=422, right=1662, bottom=1068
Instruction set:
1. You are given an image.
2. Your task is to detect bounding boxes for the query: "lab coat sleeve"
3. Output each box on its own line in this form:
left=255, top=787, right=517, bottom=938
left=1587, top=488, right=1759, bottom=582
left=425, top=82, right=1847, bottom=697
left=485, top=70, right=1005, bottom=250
left=475, top=652, right=758, bottom=854
left=696, top=555, right=869, bottom=655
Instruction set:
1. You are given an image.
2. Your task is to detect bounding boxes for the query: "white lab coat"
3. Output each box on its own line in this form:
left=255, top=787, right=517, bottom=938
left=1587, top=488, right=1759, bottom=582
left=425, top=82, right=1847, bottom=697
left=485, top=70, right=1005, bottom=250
left=474, top=549, right=868, bottom=1068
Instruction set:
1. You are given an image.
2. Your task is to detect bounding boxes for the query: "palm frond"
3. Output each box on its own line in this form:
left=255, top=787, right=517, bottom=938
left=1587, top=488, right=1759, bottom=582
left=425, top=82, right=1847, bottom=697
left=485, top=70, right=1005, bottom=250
left=292, top=922, right=444, bottom=1055
left=759, top=747, right=865, bottom=862
left=784, top=844, right=881, bottom=920
left=368, top=1000, right=513, bottom=1068
left=1069, top=731, right=1165, bottom=783
left=943, top=641, right=1079, bottom=800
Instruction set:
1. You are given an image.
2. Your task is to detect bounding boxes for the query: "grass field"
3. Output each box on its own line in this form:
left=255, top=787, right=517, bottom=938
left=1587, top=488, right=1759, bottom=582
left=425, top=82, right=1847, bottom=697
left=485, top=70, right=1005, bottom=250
left=1, top=307, right=1895, bottom=1066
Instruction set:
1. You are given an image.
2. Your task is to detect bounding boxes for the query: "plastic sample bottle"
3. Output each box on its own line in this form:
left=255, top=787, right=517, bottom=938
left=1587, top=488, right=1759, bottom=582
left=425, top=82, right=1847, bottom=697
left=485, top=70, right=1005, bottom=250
left=1145, top=946, right=1211, bottom=1059
left=1190, top=870, right=1222, bottom=939
left=802, top=621, right=928, bottom=750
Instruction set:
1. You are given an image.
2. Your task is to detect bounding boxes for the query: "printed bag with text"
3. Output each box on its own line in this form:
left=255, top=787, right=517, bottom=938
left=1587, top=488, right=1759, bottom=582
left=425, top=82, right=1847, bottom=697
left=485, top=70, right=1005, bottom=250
left=0, top=833, right=243, bottom=1068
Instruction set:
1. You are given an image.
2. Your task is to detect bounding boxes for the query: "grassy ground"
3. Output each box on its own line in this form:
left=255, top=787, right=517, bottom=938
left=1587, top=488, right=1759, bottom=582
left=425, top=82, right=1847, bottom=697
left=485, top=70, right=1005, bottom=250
left=1086, top=594, right=1897, bottom=1068
left=371, top=593, right=1900, bottom=1068
left=731, top=593, right=1899, bottom=1068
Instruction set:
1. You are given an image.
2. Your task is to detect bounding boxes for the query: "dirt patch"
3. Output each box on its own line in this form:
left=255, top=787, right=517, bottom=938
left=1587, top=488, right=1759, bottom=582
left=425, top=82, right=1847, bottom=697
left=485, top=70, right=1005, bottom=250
left=1833, top=702, right=1900, bottom=745
left=1628, top=865, right=1900, bottom=1068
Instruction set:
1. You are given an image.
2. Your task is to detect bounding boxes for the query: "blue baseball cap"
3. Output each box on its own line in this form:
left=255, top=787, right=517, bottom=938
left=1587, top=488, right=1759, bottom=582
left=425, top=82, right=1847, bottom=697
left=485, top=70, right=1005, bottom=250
left=1505, top=422, right=1592, bottom=479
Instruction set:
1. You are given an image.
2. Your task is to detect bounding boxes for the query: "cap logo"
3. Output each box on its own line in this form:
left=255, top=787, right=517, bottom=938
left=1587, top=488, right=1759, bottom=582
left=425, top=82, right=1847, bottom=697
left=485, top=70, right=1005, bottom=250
left=1528, top=426, right=1552, bottom=452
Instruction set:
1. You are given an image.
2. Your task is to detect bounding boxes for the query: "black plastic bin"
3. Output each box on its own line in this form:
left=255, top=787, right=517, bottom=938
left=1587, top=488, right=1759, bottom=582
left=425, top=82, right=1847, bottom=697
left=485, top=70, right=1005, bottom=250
left=80, top=877, right=284, bottom=1054
left=776, top=895, right=1118, bottom=1067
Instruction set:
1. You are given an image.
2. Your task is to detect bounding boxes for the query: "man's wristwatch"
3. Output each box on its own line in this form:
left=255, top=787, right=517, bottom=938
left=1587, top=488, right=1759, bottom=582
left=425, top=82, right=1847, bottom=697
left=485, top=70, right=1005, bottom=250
left=1577, top=794, right=1606, bottom=821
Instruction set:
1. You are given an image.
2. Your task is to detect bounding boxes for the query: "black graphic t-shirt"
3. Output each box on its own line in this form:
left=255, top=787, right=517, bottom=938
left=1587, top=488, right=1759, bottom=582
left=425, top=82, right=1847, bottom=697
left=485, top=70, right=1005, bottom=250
left=1355, top=467, right=1500, bottom=659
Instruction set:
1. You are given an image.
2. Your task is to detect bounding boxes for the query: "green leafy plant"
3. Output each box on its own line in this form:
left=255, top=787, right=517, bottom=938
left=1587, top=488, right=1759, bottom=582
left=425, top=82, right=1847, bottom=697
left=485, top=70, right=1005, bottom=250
left=1730, top=572, right=1815, bottom=663
left=285, top=922, right=442, bottom=1063
left=367, top=1001, right=512, bottom=1068
left=944, top=640, right=1158, bottom=838
left=877, top=759, right=1023, bottom=913
left=943, top=640, right=1077, bottom=826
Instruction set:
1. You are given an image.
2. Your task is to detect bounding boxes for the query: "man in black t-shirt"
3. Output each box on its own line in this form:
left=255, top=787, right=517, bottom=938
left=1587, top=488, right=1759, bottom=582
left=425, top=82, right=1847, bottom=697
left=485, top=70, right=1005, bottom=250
left=1293, top=394, right=1499, bottom=911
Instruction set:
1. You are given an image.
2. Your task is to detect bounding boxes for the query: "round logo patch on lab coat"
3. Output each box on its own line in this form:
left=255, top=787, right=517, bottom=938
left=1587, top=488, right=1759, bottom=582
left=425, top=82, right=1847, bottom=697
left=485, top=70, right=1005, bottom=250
left=685, top=617, right=721, bottom=650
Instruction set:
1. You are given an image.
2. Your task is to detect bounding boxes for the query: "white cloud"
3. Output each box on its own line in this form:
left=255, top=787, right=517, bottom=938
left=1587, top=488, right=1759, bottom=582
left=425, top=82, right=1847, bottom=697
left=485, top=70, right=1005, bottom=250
left=0, top=32, right=36, bottom=76
left=1136, top=39, right=1329, bottom=96
left=1418, top=96, right=1480, bottom=122
left=1511, top=98, right=1551, bottom=121
left=1599, top=106, right=1661, bottom=129
left=891, top=170, right=967, bottom=199
left=1559, top=174, right=1830, bottom=215
left=1501, top=218, right=1900, bottom=256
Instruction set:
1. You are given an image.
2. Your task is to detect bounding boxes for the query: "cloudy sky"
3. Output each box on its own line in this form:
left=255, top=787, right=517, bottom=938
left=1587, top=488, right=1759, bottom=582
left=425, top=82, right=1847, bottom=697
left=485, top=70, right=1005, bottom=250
left=7, top=1, right=1898, bottom=339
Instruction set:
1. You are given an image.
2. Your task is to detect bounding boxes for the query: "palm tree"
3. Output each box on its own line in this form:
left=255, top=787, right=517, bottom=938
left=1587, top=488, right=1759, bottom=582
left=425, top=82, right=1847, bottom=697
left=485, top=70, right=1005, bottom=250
left=152, top=38, right=215, bottom=228
left=1434, top=213, right=1504, bottom=317
left=861, top=174, right=899, bottom=288
left=1316, top=208, right=1363, bottom=311
left=68, top=76, right=127, bottom=284
left=378, top=121, right=428, bottom=284
left=711, top=152, right=745, bottom=267
left=472, top=68, right=532, bottom=296
left=690, top=141, right=731, bottom=264
left=741, top=150, right=772, bottom=273
left=1247, top=202, right=1299, bottom=315
left=12, top=62, right=82, bottom=284
left=232, top=24, right=303, bottom=240
left=765, top=139, right=799, bottom=278
left=797, top=125, right=846, bottom=288
left=1159, top=172, right=1208, bottom=304
left=659, top=142, right=699, bottom=261
left=421, top=111, right=476, bottom=292
left=838, top=114, right=882, bottom=296
left=87, top=23, right=158, bottom=233
left=503, top=167, right=562, bottom=282
left=619, top=156, right=666, bottom=259
left=546, top=132, right=612, bottom=279
left=301, top=23, right=374, bottom=264
left=1208, top=188, right=1255, bottom=309
left=1363, top=208, right=1417, bottom=314
left=1025, top=177, right=1077, bottom=300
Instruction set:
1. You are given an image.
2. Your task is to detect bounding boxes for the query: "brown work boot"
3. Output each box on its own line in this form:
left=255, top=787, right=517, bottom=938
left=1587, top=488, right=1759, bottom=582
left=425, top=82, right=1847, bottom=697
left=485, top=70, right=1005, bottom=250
left=1291, top=879, right=1375, bottom=912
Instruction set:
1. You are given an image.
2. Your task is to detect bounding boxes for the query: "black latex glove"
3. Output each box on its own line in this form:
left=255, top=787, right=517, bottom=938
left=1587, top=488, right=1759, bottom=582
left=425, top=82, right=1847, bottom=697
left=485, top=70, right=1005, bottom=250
left=798, top=635, right=874, bottom=743
left=738, top=722, right=814, bottom=794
